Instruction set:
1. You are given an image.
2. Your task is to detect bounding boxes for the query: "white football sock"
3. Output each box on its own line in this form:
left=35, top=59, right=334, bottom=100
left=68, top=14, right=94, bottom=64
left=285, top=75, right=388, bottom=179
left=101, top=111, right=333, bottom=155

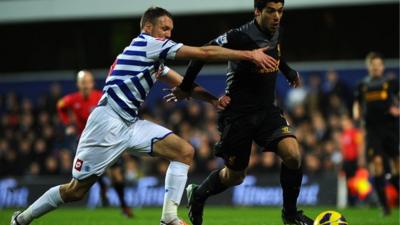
left=161, top=161, right=189, bottom=222
left=17, top=185, right=64, bottom=225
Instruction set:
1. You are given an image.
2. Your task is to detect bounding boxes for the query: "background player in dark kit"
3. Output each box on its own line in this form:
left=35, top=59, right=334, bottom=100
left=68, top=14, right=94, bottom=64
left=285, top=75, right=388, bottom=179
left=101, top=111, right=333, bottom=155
left=353, top=52, right=400, bottom=215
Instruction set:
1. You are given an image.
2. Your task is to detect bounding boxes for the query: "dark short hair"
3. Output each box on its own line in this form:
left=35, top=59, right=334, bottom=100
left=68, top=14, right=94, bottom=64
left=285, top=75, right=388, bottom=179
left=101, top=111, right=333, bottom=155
left=254, top=0, right=285, bottom=10
left=140, top=7, right=173, bottom=29
left=365, top=52, right=383, bottom=64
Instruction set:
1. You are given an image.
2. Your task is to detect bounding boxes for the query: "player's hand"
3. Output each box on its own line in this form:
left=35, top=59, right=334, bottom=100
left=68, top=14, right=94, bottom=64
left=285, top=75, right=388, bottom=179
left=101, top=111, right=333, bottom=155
left=154, top=66, right=164, bottom=79
left=250, top=47, right=277, bottom=71
left=215, top=95, right=231, bottom=111
left=283, top=68, right=301, bottom=88
left=163, top=87, right=191, bottom=103
left=288, top=71, right=301, bottom=88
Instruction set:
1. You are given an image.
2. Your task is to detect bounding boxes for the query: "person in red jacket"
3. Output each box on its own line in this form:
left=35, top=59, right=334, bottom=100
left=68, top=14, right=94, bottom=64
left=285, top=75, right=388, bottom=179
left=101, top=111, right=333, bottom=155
left=57, top=70, right=133, bottom=218
left=57, top=70, right=103, bottom=135
left=340, top=114, right=365, bottom=206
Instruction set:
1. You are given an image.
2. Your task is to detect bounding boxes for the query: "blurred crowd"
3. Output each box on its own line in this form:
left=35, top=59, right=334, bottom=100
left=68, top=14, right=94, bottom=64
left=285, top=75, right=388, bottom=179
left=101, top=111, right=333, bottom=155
left=0, top=70, right=376, bottom=180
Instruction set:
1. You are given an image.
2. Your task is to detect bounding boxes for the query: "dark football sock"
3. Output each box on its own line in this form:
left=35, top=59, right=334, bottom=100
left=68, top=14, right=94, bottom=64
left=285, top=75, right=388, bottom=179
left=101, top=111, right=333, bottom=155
left=373, top=175, right=389, bottom=210
left=390, top=175, right=399, bottom=192
left=113, top=182, right=127, bottom=208
left=280, top=163, right=302, bottom=216
left=194, top=169, right=229, bottom=202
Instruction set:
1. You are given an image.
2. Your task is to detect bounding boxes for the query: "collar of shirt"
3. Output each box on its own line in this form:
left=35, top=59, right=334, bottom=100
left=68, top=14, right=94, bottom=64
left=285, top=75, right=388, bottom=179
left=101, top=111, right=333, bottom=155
left=253, top=19, right=273, bottom=39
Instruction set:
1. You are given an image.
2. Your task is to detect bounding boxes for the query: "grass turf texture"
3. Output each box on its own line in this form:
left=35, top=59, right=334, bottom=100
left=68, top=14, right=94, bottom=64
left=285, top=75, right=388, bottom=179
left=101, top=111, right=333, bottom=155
left=1, top=207, right=399, bottom=225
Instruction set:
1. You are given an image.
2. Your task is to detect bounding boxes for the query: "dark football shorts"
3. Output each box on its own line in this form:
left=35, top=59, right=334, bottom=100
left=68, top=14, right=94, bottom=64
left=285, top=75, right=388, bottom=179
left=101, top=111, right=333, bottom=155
left=214, top=106, right=296, bottom=171
left=365, top=123, right=400, bottom=161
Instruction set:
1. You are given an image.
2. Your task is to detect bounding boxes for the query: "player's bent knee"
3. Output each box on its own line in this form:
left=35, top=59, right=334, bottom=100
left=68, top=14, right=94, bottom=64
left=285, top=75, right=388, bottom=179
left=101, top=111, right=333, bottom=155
left=153, top=135, right=194, bottom=165
left=278, top=138, right=301, bottom=169
left=283, top=151, right=301, bottom=170
left=231, top=174, right=246, bottom=186
left=180, top=144, right=195, bottom=165
left=222, top=169, right=246, bottom=186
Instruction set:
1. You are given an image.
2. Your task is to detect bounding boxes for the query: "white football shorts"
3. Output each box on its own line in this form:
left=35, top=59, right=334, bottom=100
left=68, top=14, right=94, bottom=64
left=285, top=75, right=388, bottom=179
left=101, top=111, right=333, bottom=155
left=72, top=105, right=172, bottom=180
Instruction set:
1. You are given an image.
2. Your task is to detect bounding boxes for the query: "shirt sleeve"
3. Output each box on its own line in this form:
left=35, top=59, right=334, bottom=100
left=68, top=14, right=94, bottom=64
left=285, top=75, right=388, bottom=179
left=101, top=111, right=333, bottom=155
left=213, top=29, right=247, bottom=49
left=178, top=30, right=244, bottom=92
left=146, top=38, right=183, bottom=60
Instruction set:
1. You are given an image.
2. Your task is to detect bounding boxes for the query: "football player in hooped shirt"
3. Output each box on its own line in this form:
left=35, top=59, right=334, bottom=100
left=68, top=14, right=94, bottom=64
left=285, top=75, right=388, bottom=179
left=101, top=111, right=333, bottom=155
left=57, top=70, right=134, bottom=218
left=167, top=0, right=314, bottom=224
left=10, top=6, right=277, bottom=225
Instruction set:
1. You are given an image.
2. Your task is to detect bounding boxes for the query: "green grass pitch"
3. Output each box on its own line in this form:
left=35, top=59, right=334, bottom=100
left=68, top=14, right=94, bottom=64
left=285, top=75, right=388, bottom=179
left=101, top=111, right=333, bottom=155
left=1, top=207, right=399, bottom=225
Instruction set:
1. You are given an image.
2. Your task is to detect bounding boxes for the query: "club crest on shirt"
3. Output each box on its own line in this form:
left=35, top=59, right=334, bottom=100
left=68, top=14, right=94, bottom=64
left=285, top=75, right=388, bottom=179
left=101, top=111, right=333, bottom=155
left=216, top=34, right=228, bottom=46
left=281, top=126, right=290, bottom=134
left=74, top=158, right=83, bottom=171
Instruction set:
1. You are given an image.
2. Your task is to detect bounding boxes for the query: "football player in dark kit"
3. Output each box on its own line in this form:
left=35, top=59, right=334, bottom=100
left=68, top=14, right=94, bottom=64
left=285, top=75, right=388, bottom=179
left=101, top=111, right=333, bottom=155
left=165, top=0, right=314, bottom=224
left=353, top=52, right=399, bottom=215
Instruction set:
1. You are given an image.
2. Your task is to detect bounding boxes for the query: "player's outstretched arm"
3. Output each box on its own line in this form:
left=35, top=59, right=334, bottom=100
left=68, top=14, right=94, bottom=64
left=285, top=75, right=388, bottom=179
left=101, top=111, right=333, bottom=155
left=158, top=68, right=227, bottom=110
left=177, top=41, right=222, bottom=94
left=175, top=45, right=277, bottom=72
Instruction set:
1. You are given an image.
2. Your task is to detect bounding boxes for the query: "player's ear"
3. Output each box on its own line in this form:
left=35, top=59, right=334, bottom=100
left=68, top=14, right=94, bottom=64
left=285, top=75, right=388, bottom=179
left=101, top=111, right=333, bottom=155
left=142, top=21, right=153, bottom=34
left=254, top=9, right=261, bottom=17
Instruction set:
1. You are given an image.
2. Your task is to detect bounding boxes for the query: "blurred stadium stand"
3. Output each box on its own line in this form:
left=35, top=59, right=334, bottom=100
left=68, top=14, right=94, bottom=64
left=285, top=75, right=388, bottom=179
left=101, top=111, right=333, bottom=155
left=0, top=0, right=395, bottom=23
left=0, top=2, right=398, bottom=71
left=0, top=0, right=398, bottom=209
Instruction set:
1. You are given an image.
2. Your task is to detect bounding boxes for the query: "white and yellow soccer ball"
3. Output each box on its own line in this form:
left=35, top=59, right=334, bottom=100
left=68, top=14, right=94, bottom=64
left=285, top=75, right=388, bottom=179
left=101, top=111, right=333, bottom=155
left=313, top=210, right=348, bottom=225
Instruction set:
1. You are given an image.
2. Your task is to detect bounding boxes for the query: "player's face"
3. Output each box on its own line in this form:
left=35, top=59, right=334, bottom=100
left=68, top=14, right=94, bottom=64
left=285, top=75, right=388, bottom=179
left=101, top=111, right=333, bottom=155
left=367, top=58, right=385, bottom=78
left=77, top=72, right=95, bottom=96
left=150, top=16, right=174, bottom=39
left=255, top=2, right=284, bottom=33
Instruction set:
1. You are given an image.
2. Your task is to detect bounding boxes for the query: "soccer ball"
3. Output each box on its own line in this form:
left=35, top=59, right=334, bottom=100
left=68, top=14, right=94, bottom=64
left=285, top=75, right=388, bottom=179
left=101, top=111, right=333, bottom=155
left=313, top=210, right=348, bottom=225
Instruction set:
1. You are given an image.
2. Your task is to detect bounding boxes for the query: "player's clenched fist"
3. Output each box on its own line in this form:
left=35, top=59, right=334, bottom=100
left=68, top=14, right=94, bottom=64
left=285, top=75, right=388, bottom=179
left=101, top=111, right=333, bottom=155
left=216, top=95, right=231, bottom=111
